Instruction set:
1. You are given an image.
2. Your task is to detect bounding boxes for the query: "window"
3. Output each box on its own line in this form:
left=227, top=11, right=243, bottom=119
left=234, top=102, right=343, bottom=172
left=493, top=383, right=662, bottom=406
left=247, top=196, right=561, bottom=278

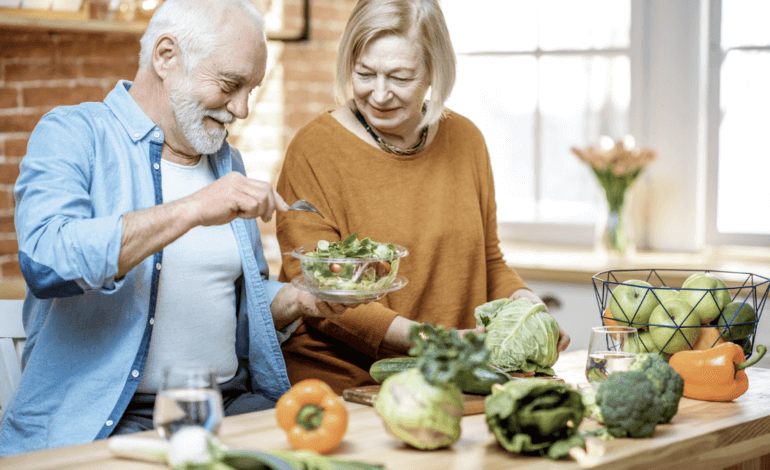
left=443, top=0, right=770, bottom=251
left=706, top=0, right=770, bottom=246
left=443, top=0, right=633, bottom=246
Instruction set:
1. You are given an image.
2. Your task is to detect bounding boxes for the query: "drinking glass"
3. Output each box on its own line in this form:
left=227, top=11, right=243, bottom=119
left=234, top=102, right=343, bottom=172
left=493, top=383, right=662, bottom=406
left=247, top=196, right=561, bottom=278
left=153, top=365, right=224, bottom=440
left=585, top=325, right=639, bottom=383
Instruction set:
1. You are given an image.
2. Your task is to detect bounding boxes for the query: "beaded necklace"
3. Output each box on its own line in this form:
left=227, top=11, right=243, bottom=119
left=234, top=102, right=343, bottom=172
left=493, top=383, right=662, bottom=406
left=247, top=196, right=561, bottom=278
left=352, top=107, right=429, bottom=156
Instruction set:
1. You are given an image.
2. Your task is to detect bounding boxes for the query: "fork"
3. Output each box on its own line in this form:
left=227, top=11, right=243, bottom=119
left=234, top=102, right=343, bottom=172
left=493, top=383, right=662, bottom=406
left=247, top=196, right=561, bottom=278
left=288, top=199, right=324, bottom=218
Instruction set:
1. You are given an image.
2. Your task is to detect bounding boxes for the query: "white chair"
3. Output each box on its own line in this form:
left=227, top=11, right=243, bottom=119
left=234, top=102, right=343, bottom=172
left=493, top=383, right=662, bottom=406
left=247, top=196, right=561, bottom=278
left=0, top=299, right=26, bottom=414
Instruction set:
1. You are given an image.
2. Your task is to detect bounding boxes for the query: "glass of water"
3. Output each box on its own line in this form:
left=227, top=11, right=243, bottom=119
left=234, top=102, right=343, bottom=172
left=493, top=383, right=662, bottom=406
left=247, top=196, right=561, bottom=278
left=153, top=365, right=224, bottom=440
left=585, top=325, right=639, bottom=383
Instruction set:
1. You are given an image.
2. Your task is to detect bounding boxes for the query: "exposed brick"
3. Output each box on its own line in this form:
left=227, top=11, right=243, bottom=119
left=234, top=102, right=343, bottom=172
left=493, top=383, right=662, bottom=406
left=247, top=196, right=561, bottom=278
left=0, top=190, right=15, bottom=211
left=2, top=260, right=22, bottom=278
left=80, top=60, right=139, bottom=80
left=0, top=239, right=18, bottom=256
left=0, top=215, right=15, bottom=234
left=0, top=39, right=56, bottom=60
left=4, top=139, right=28, bottom=158
left=0, top=88, right=18, bottom=109
left=5, top=62, right=78, bottom=83
left=23, top=85, right=105, bottom=108
left=0, top=163, right=20, bottom=185
left=281, top=46, right=337, bottom=63
left=57, top=36, right=141, bottom=59
left=283, top=66, right=335, bottom=84
left=0, top=113, right=45, bottom=134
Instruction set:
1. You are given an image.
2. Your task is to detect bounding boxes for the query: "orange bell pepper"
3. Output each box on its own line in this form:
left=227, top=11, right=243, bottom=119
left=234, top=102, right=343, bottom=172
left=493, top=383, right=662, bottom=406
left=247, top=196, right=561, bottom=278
left=275, top=379, right=348, bottom=454
left=669, top=343, right=767, bottom=401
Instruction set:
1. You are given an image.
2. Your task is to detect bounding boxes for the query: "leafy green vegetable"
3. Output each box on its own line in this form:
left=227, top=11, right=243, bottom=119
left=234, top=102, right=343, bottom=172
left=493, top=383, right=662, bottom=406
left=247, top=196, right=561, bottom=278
left=302, top=233, right=401, bottom=292
left=407, top=323, right=488, bottom=387
left=474, top=298, right=560, bottom=375
left=485, top=378, right=586, bottom=460
left=310, top=233, right=397, bottom=259
left=373, top=323, right=487, bottom=450
left=627, top=353, right=684, bottom=423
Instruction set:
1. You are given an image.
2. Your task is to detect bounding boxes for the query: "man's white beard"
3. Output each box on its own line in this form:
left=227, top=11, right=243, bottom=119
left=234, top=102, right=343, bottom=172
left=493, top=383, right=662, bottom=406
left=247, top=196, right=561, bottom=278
left=170, top=78, right=234, bottom=155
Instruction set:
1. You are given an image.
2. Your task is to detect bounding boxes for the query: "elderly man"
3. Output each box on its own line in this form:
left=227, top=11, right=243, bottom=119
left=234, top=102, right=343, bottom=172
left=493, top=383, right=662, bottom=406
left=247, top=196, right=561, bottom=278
left=0, top=0, right=343, bottom=456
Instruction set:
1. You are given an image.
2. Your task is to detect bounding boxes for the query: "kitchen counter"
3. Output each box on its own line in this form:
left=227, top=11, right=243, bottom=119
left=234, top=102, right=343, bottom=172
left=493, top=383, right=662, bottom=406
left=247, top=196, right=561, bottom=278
left=3, top=350, right=769, bottom=470
left=499, top=242, right=770, bottom=286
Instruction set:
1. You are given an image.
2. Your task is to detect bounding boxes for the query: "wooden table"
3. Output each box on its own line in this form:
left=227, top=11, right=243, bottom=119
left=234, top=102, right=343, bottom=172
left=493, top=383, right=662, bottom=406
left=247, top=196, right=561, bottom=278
left=3, top=350, right=770, bottom=470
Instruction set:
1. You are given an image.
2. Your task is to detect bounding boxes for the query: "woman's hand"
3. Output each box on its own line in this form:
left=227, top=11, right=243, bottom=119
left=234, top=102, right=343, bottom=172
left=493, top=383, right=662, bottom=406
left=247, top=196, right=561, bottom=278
left=510, top=289, right=571, bottom=353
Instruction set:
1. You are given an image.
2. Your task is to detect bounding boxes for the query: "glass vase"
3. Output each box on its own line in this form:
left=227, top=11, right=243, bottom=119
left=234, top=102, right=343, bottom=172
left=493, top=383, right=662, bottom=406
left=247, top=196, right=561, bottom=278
left=594, top=188, right=636, bottom=259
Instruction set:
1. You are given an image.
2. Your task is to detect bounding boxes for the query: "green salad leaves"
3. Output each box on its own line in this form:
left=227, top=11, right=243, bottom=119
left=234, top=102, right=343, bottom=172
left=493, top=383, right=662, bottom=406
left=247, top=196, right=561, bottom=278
left=311, top=233, right=398, bottom=259
left=302, top=233, right=401, bottom=291
left=474, top=298, right=560, bottom=375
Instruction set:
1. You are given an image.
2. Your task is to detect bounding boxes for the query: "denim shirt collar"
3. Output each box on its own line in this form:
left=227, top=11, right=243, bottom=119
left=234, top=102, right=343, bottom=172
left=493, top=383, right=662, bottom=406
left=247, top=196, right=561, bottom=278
left=103, top=80, right=159, bottom=144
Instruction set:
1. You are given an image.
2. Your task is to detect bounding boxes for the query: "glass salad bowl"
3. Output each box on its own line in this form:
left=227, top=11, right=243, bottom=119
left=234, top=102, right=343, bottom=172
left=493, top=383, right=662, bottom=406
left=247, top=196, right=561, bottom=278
left=286, top=234, right=408, bottom=304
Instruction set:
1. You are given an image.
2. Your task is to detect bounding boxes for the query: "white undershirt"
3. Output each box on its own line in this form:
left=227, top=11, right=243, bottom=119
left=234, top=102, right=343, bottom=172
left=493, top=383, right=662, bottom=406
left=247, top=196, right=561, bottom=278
left=137, top=156, right=243, bottom=393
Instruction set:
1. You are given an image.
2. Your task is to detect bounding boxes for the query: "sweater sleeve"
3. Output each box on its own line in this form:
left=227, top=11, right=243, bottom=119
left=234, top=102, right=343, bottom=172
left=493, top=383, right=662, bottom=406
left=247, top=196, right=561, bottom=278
left=478, top=140, right=530, bottom=300
left=275, top=118, right=399, bottom=358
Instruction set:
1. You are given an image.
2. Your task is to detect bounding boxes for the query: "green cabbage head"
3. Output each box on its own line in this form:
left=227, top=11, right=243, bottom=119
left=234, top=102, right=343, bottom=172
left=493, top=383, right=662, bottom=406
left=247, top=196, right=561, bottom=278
left=474, top=298, right=559, bottom=374
left=374, top=368, right=464, bottom=450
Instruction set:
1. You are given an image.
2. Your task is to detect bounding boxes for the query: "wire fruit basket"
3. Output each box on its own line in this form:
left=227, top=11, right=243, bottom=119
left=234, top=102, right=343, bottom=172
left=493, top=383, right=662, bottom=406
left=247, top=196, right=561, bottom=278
left=592, top=269, right=769, bottom=360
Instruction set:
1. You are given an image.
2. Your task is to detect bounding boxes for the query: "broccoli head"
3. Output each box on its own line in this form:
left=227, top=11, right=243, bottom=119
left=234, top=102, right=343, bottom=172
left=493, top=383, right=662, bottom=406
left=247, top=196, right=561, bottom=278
left=628, top=353, right=684, bottom=423
left=595, top=371, right=659, bottom=438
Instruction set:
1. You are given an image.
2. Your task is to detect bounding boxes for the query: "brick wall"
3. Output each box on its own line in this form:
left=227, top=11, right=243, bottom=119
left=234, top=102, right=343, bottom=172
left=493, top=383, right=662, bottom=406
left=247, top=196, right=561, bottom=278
left=0, top=0, right=357, bottom=284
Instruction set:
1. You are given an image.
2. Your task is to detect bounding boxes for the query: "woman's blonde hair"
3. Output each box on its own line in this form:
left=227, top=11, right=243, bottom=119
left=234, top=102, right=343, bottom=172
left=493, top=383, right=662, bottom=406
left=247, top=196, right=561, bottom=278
left=334, top=0, right=456, bottom=128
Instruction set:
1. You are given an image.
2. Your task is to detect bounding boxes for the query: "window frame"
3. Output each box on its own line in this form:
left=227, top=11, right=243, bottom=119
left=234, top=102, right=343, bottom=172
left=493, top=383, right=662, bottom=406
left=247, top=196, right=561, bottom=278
left=461, top=0, right=770, bottom=252
left=448, top=1, right=644, bottom=248
left=704, top=0, right=770, bottom=247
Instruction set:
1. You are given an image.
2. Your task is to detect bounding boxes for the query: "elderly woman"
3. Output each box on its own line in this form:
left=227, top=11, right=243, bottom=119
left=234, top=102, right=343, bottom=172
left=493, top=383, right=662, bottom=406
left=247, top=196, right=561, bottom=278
left=275, top=0, right=570, bottom=394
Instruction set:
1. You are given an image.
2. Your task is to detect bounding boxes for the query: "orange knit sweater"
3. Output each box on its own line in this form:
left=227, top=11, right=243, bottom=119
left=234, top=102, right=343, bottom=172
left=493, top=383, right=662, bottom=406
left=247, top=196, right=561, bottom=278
left=275, top=110, right=529, bottom=394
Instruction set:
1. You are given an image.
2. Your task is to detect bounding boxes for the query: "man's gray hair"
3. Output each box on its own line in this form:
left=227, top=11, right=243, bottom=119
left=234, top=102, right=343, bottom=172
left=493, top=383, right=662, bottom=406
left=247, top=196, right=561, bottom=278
left=139, top=0, right=265, bottom=73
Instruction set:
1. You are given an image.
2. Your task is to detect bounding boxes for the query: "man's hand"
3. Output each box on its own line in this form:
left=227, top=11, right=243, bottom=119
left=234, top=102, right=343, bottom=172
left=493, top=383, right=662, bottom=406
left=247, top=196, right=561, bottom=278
left=187, top=171, right=289, bottom=225
left=271, top=284, right=353, bottom=330
left=118, top=172, right=288, bottom=278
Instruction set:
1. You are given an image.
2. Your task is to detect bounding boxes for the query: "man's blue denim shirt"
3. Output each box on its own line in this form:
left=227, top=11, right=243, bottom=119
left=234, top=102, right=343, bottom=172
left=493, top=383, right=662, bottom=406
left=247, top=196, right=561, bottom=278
left=0, top=81, right=292, bottom=456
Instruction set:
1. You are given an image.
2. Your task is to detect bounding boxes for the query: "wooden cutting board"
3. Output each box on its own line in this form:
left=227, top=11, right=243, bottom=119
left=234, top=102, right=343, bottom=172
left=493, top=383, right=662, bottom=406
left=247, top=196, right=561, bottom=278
left=342, top=376, right=566, bottom=417
left=342, top=385, right=488, bottom=415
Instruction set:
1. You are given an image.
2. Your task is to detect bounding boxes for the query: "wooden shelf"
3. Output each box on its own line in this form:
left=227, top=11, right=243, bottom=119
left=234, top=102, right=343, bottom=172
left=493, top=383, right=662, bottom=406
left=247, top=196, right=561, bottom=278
left=0, top=6, right=148, bottom=34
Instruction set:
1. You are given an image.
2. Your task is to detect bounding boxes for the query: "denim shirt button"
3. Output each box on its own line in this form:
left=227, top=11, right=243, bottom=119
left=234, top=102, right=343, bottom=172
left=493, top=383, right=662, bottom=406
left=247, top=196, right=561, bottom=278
left=133, top=132, right=139, bottom=138
left=131, top=370, right=139, bottom=378
left=156, top=262, right=161, bottom=271
left=153, top=131, right=160, bottom=138
left=153, top=163, right=160, bottom=170
left=106, top=420, right=114, bottom=426
left=149, top=317, right=155, bottom=325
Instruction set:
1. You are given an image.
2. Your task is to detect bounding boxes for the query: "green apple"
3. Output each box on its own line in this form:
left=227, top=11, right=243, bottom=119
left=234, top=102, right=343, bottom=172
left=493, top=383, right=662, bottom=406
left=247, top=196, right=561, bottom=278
left=651, top=288, right=679, bottom=305
left=623, top=330, right=663, bottom=354
left=679, top=273, right=730, bottom=324
left=609, top=280, right=659, bottom=328
left=649, top=298, right=701, bottom=354
left=717, top=301, right=757, bottom=340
